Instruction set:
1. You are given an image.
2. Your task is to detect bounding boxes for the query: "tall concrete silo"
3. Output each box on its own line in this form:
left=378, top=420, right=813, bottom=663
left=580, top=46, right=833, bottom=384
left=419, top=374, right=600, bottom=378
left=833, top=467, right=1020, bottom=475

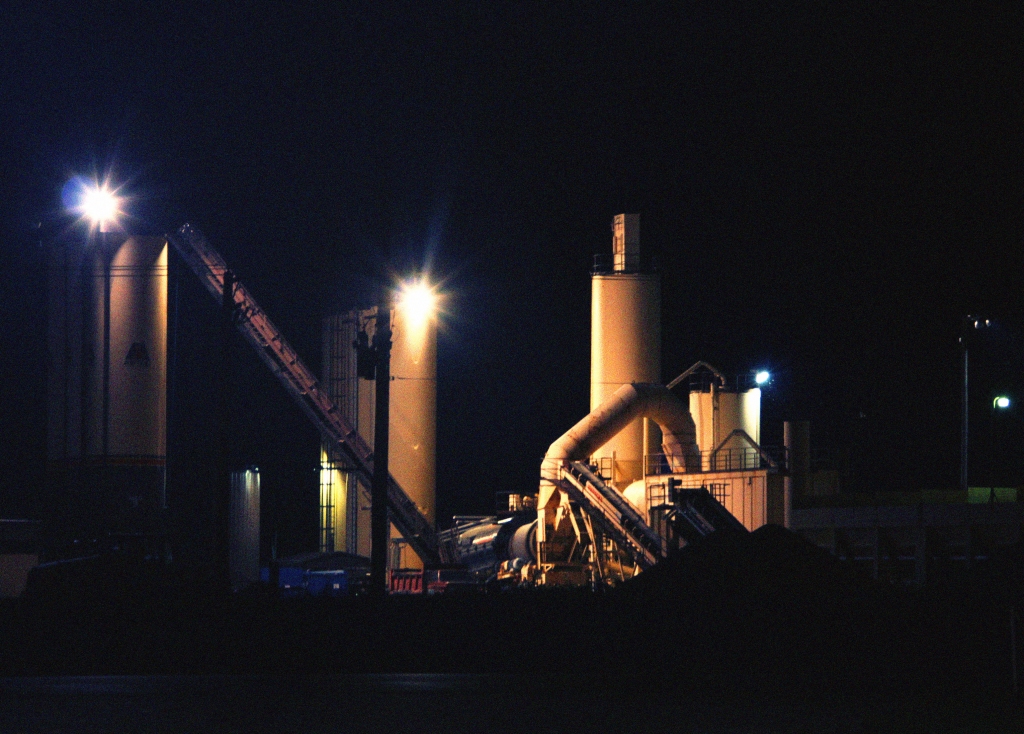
left=319, top=290, right=436, bottom=567
left=389, top=291, right=437, bottom=530
left=590, top=214, right=661, bottom=489
left=47, top=233, right=168, bottom=549
left=229, top=467, right=260, bottom=590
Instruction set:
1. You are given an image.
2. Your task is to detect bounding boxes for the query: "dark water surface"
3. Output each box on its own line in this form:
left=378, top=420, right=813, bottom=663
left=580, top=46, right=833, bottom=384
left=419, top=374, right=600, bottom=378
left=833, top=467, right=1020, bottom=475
left=0, top=674, right=879, bottom=733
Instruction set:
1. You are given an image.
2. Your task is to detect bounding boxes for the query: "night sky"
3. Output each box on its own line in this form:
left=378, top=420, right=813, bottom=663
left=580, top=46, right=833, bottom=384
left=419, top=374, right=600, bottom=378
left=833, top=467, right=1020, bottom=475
left=2, top=3, right=1022, bottom=555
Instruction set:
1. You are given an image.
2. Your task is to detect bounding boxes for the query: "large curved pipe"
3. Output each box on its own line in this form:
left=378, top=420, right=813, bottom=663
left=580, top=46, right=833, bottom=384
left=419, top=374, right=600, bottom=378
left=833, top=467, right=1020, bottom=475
left=539, top=383, right=699, bottom=510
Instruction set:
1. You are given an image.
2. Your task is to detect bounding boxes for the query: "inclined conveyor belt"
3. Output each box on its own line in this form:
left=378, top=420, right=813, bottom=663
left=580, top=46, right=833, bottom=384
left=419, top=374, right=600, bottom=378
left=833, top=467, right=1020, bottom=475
left=170, top=223, right=441, bottom=565
left=669, top=488, right=749, bottom=545
left=559, top=461, right=664, bottom=569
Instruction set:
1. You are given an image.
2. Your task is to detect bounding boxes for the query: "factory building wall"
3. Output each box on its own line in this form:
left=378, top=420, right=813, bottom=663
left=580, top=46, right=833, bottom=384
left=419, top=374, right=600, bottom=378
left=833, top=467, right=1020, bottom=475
left=646, top=469, right=777, bottom=531
left=320, top=313, right=360, bottom=555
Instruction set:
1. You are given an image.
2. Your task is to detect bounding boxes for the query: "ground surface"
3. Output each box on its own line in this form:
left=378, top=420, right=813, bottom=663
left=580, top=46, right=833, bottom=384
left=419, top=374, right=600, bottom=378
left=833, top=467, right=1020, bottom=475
left=3, top=526, right=1022, bottom=731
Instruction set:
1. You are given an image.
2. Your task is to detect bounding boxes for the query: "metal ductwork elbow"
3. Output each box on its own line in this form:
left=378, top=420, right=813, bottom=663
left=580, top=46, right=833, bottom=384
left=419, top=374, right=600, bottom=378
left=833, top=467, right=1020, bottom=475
left=538, top=383, right=699, bottom=511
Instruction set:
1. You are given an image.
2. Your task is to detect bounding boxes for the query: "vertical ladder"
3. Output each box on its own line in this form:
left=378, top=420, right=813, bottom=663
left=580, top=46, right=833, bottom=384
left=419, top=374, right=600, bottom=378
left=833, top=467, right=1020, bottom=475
left=170, top=224, right=441, bottom=565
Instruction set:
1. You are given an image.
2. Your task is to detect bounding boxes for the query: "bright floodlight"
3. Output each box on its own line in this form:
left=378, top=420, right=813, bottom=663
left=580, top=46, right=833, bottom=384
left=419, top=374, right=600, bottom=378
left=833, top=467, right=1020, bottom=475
left=754, top=370, right=770, bottom=386
left=397, top=279, right=437, bottom=323
left=80, top=183, right=120, bottom=231
left=994, top=396, right=1011, bottom=410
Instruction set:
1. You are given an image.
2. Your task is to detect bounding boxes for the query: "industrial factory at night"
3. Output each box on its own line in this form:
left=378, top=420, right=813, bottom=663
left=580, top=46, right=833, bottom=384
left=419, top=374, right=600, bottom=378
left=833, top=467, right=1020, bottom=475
left=2, top=4, right=1023, bottom=730
left=9, top=204, right=1018, bottom=602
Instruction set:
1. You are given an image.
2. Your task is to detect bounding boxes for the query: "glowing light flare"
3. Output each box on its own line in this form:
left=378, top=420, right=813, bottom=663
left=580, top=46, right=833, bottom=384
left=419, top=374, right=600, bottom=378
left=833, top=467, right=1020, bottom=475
left=994, top=396, right=1011, bottom=410
left=396, top=279, right=438, bottom=326
left=82, top=186, right=118, bottom=223
left=68, top=177, right=124, bottom=232
left=754, top=371, right=770, bottom=386
left=393, top=277, right=441, bottom=367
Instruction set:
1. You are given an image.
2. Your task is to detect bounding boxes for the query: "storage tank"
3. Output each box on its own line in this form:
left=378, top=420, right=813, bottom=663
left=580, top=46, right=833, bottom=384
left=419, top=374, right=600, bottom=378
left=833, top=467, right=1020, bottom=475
left=229, top=467, right=260, bottom=590
left=689, top=385, right=761, bottom=470
left=319, top=288, right=437, bottom=566
left=47, top=233, right=168, bottom=545
left=390, top=285, right=437, bottom=530
left=590, top=214, right=660, bottom=488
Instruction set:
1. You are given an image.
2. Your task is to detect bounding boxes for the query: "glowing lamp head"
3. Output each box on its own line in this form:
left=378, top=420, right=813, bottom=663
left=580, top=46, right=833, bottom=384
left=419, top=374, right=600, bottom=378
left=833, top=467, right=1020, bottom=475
left=396, top=279, right=438, bottom=326
left=754, top=370, right=770, bottom=386
left=76, top=182, right=121, bottom=232
left=994, top=396, right=1011, bottom=410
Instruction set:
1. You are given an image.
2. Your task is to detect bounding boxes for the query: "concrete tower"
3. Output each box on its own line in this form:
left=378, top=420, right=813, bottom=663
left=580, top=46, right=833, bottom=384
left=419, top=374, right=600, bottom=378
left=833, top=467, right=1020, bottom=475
left=320, top=289, right=436, bottom=567
left=47, top=233, right=168, bottom=550
left=589, top=214, right=661, bottom=489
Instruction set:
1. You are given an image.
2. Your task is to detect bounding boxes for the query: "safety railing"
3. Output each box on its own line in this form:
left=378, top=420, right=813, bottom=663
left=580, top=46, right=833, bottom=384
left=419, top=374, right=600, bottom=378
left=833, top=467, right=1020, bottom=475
left=644, top=445, right=786, bottom=475
left=591, top=253, right=657, bottom=274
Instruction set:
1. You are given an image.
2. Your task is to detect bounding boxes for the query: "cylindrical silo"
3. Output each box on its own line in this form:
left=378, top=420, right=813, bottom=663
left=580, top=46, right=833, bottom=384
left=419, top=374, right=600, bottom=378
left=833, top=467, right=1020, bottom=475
left=689, top=385, right=761, bottom=470
left=229, top=467, right=260, bottom=591
left=388, top=290, right=438, bottom=569
left=319, top=295, right=436, bottom=567
left=57, top=233, right=168, bottom=544
left=590, top=214, right=660, bottom=489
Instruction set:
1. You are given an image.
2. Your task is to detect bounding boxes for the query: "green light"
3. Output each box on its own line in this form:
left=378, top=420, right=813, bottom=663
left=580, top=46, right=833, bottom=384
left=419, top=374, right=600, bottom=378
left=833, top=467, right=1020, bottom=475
left=994, top=396, right=1011, bottom=410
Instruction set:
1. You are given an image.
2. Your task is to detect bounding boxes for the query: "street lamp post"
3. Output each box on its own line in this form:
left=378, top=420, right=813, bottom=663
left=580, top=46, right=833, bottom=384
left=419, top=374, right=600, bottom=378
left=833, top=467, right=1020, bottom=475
left=370, top=284, right=393, bottom=598
left=961, top=329, right=969, bottom=494
left=990, top=395, right=1011, bottom=501
left=961, top=316, right=992, bottom=494
left=79, top=182, right=121, bottom=545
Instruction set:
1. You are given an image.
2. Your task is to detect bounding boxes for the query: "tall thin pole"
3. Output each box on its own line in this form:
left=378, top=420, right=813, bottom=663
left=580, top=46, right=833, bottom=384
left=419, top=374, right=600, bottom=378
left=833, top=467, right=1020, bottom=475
left=101, top=230, right=111, bottom=501
left=370, top=293, right=392, bottom=598
left=218, top=270, right=235, bottom=589
left=1012, top=606, right=1019, bottom=697
left=990, top=402, right=996, bottom=500
left=961, top=341, right=969, bottom=494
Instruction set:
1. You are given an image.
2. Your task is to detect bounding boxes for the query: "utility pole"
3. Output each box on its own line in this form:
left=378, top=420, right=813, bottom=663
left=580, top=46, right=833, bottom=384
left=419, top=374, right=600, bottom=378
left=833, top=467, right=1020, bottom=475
left=370, top=291, right=392, bottom=598
left=961, top=316, right=992, bottom=495
left=961, top=329, right=969, bottom=494
left=218, top=270, right=236, bottom=590
left=101, top=228, right=111, bottom=496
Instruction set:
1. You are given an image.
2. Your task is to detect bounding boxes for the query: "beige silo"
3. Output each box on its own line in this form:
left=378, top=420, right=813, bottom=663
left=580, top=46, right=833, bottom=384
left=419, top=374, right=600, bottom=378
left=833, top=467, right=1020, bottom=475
left=319, top=290, right=437, bottom=566
left=590, top=214, right=661, bottom=488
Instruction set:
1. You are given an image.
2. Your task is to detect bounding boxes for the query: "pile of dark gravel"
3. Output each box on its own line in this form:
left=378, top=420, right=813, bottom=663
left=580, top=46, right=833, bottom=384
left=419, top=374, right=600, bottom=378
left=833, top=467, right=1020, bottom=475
left=607, top=525, right=918, bottom=696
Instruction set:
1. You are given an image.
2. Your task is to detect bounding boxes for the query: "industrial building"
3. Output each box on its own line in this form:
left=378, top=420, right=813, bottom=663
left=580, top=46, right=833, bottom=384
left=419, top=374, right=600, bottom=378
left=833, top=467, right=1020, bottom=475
left=415, top=213, right=1023, bottom=589
left=28, top=200, right=1023, bottom=599
left=438, top=214, right=785, bottom=588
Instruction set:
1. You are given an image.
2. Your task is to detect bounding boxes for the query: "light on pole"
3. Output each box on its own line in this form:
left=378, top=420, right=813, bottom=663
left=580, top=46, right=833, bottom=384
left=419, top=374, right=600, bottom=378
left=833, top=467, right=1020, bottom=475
left=370, top=281, right=393, bottom=598
left=990, top=395, right=1011, bottom=500
left=961, top=316, right=992, bottom=494
left=72, top=179, right=124, bottom=521
left=80, top=184, right=120, bottom=233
